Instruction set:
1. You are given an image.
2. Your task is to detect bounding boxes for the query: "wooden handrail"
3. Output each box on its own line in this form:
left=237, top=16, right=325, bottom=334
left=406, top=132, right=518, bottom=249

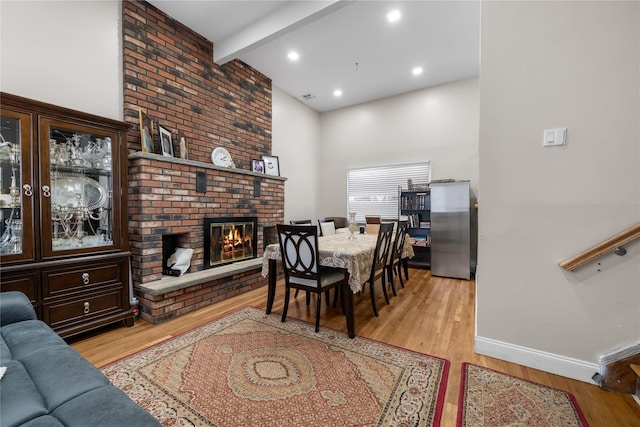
left=560, top=223, right=640, bottom=271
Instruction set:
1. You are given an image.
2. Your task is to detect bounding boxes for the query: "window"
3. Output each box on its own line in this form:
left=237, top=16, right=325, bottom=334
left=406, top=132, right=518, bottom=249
left=347, top=162, right=431, bottom=222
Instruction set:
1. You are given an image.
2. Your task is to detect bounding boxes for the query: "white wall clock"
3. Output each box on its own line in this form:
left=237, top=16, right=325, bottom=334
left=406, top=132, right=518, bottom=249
left=211, top=147, right=233, bottom=167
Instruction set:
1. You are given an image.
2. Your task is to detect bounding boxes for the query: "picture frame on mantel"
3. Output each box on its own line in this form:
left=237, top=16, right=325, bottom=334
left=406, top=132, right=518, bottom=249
left=262, top=155, right=280, bottom=176
left=251, top=159, right=265, bottom=173
left=138, top=110, right=154, bottom=153
left=158, top=124, right=173, bottom=157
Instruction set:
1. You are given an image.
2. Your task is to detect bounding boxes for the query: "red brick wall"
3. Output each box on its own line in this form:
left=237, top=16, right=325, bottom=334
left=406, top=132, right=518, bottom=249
left=136, top=268, right=267, bottom=324
left=128, top=155, right=284, bottom=284
left=122, top=0, right=271, bottom=165
left=121, top=1, right=284, bottom=321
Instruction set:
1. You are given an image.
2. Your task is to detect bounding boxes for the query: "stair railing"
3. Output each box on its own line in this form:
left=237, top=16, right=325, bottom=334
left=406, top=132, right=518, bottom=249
left=559, top=223, right=640, bottom=271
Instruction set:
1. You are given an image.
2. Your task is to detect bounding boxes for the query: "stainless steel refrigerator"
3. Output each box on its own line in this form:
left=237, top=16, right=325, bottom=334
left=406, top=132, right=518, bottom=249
left=430, top=181, right=472, bottom=280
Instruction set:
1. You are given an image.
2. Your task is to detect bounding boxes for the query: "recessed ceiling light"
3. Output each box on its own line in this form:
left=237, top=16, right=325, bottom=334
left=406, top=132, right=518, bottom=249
left=287, top=51, right=299, bottom=61
left=412, top=67, right=424, bottom=76
left=387, top=10, right=401, bottom=23
left=333, top=89, right=343, bottom=97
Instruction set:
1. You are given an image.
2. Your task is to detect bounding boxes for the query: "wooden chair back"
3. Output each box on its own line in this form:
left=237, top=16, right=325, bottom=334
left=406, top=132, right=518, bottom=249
left=323, top=216, right=347, bottom=228
left=318, top=219, right=336, bottom=236
left=390, top=221, right=409, bottom=264
left=369, top=222, right=394, bottom=282
left=290, top=219, right=313, bottom=225
left=277, top=224, right=321, bottom=290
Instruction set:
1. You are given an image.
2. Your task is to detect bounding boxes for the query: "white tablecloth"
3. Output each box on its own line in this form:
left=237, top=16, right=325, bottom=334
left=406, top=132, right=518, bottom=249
left=261, top=232, right=414, bottom=293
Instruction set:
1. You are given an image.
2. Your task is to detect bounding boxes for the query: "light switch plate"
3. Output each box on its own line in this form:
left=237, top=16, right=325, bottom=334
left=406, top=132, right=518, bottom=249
left=543, top=128, right=566, bottom=147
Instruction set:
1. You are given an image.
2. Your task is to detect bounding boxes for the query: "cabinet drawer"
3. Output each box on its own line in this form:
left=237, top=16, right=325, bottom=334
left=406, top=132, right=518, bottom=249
left=42, top=259, right=124, bottom=299
left=42, top=288, right=123, bottom=330
left=0, top=271, right=38, bottom=302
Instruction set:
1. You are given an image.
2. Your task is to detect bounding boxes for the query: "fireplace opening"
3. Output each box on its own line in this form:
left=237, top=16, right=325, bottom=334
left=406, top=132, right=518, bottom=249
left=162, top=233, right=189, bottom=276
left=204, top=217, right=257, bottom=269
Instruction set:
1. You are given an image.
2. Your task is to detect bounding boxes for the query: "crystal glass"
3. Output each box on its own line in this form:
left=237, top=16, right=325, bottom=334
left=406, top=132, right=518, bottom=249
left=347, top=212, right=357, bottom=240
left=48, top=127, right=114, bottom=251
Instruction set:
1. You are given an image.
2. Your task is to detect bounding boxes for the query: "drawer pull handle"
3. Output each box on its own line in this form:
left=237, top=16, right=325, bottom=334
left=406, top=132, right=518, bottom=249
left=83, top=302, right=90, bottom=314
left=42, top=185, right=51, bottom=198
left=23, top=184, right=33, bottom=197
left=82, top=272, right=90, bottom=285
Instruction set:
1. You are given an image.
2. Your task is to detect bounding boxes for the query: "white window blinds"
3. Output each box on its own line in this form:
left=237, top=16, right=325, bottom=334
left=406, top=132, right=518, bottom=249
left=347, top=162, right=431, bottom=223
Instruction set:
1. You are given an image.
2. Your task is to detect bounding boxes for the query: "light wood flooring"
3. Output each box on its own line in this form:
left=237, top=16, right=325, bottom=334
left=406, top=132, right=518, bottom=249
left=70, top=269, right=640, bottom=426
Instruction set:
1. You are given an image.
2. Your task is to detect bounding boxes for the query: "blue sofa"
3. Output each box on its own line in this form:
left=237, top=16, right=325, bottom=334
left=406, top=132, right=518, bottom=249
left=0, top=291, right=161, bottom=427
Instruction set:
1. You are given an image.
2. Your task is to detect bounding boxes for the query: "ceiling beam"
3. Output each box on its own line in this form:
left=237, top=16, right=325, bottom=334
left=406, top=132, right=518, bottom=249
left=214, top=0, right=352, bottom=65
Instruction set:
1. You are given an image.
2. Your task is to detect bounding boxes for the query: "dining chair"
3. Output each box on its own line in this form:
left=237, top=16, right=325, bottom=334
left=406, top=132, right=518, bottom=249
left=364, top=222, right=394, bottom=317
left=290, top=219, right=313, bottom=225
left=290, top=220, right=314, bottom=299
left=318, top=219, right=336, bottom=236
left=386, top=220, right=409, bottom=296
left=365, top=215, right=382, bottom=234
left=277, top=224, right=347, bottom=332
left=290, top=220, right=317, bottom=300
left=323, top=216, right=347, bottom=229
left=365, top=215, right=381, bottom=224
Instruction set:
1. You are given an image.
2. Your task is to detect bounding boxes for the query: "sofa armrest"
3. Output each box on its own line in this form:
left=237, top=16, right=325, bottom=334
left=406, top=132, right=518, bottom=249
left=0, top=291, right=37, bottom=326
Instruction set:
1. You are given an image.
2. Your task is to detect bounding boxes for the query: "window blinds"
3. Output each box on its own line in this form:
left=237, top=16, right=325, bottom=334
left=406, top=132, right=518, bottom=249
left=346, top=162, right=431, bottom=223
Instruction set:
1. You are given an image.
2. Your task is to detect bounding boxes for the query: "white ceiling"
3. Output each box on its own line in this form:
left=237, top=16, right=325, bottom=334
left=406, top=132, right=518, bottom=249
left=146, top=0, right=480, bottom=113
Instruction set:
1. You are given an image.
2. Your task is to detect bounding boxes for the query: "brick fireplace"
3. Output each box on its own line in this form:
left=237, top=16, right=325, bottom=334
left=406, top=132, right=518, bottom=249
left=121, top=1, right=284, bottom=323
left=128, top=154, right=284, bottom=322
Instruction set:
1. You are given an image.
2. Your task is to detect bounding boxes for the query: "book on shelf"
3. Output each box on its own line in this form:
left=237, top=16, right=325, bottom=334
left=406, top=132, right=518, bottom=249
left=400, top=194, right=430, bottom=210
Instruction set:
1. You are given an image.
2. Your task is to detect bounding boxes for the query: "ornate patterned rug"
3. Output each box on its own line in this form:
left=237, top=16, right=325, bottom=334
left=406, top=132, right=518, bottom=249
left=102, top=307, right=450, bottom=427
left=457, top=363, right=589, bottom=427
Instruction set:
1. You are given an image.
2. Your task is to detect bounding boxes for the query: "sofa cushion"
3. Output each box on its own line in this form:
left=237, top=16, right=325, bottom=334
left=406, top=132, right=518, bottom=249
left=0, top=361, right=48, bottom=427
left=1, top=321, right=67, bottom=361
left=21, top=346, right=110, bottom=411
left=17, top=416, right=64, bottom=427
left=0, top=336, right=11, bottom=362
left=52, top=385, right=161, bottom=427
left=0, top=292, right=37, bottom=326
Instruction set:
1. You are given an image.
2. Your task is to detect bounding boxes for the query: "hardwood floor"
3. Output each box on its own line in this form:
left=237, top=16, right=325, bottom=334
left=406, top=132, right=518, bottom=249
left=70, top=269, right=640, bottom=426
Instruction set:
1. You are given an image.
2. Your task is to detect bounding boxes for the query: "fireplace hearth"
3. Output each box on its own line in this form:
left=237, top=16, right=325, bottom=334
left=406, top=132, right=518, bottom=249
left=204, top=217, right=257, bottom=269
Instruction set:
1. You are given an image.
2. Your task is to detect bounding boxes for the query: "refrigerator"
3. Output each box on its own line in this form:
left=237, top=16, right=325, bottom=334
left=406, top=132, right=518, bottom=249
left=430, top=181, right=472, bottom=280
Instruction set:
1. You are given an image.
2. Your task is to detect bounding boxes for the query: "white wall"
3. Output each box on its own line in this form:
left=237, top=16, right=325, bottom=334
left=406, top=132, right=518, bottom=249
left=317, top=77, right=479, bottom=219
left=272, top=86, right=321, bottom=224
left=0, top=1, right=122, bottom=119
left=6, top=0, right=638, bottom=386
left=478, top=1, right=640, bottom=383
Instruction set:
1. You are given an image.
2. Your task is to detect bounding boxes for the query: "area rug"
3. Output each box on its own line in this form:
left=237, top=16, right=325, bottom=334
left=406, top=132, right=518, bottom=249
left=457, top=363, right=589, bottom=427
left=101, top=307, right=449, bottom=427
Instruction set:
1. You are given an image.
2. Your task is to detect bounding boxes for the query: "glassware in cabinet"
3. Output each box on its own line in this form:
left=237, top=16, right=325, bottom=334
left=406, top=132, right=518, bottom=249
left=39, top=118, right=119, bottom=257
left=0, top=109, right=35, bottom=261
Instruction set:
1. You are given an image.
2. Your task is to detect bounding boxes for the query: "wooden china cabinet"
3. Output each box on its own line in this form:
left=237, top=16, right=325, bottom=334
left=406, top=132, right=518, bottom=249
left=0, top=93, right=134, bottom=338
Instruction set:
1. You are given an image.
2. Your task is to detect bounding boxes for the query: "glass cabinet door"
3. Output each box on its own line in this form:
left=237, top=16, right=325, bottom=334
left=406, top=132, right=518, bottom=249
left=0, top=109, right=35, bottom=262
left=39, top=118, right=121, bottom=258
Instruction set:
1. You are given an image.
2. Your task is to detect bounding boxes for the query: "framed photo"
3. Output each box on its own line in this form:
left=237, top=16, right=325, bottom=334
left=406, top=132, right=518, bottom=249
left=178, top=135, right=188, bottom=160
left=138, top=110, right=154, bottom=153
left=261, top=155, right=280, bottom=176
left=158, top=124, right=173, bottom=157
left=251, top=159, right=265, bottom=173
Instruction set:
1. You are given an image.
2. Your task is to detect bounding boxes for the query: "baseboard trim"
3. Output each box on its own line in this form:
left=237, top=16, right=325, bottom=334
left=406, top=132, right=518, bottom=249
left=475, top=336, right=599, bottom=384
left=600, top=342, right=640, bottom=365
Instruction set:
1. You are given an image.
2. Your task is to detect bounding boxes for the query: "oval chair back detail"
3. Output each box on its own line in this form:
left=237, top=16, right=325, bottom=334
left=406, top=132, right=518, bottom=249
left=365, top=222, right=394, bottom=317
left=276, top=224, right=347, bottom=332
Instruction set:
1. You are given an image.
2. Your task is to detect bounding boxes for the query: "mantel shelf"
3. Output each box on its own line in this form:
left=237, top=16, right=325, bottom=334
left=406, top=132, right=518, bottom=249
left=128, top=151, right=287, bottom=181
left=138, top=258, right=264, bottom=296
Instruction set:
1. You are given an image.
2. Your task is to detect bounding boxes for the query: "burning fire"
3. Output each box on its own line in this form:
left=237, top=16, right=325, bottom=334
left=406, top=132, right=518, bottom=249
left=223, top=227, right=251, bottom=254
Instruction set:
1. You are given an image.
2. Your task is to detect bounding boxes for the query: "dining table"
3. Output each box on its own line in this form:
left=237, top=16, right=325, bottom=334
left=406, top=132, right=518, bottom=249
left=261, top=229, right=414, bottom=338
